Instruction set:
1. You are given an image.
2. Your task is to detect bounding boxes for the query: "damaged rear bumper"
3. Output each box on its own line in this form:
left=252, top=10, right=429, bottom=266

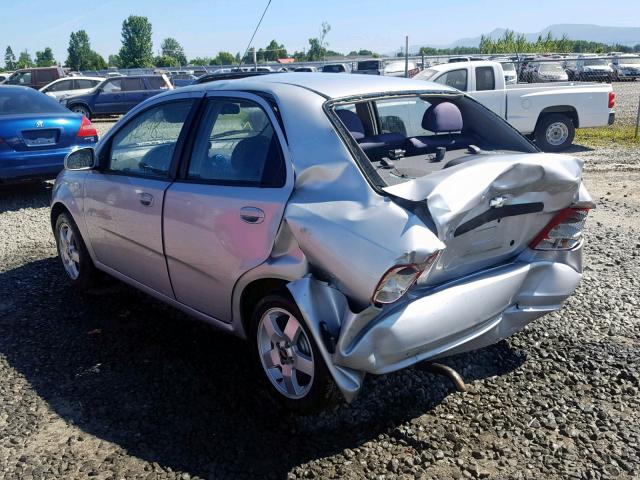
left=288, top=248, right=582, bottom=402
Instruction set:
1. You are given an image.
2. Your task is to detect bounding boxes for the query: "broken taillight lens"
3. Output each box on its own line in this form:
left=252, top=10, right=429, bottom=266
left=529, top=207, right=590, bottom=251
left=372, top=251, right=441, bottom=305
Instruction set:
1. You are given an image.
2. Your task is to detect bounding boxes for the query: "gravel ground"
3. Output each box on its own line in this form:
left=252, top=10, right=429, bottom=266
left=1, top=113, right=639, bottom=480
left=611, top=81, right=640, bottom=127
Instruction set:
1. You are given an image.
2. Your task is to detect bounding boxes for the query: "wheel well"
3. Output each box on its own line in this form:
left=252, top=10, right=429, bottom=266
left=67, top=102, right=91, bottom=113
left=536, top=106, right=579, bottom=130
left=240, top=278, right=291, bottom=333
left=50, top=202, right=71, bottom=231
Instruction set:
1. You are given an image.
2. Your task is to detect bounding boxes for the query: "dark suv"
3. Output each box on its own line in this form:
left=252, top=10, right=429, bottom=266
left=4, top=67, right=65, bottom=89
left=63, top=75, right=173, bottom=119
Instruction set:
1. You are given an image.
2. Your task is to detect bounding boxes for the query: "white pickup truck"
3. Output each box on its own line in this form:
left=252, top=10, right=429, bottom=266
left=413, top=61, right=615, bottom=151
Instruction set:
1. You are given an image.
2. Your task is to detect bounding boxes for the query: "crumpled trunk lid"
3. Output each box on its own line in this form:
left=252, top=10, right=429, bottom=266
left=383, top=153, right=586, bottom=285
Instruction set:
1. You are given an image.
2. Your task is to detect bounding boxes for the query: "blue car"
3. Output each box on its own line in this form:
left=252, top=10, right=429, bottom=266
left=0, top=86, right=98, bottom=183
left=62, top=75, right=173, bottom=119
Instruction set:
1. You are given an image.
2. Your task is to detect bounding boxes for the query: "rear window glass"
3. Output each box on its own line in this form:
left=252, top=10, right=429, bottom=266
left=37, top=69, right=57, bottom=83
left=0, top=88, right=68, bottom=115
left=122, top=78, right=143, bottom=91
left=357, top=61, right=381, bottom=71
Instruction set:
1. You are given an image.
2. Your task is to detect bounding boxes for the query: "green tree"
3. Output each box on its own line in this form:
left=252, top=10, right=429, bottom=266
left=214, top=51, right=235, bottom=65
left=306, top=38, right=324, bottom=61
left=262, top=40, right=287, bottom=61
left=35, top=47, right=56, bottom=67
left=189, top=56, right=212, bottom=66
left=4, top=46, right=16, bottom=70
left=108, top=54, right=121, bottom=67
left=66, top=30, right=93, bottom=70
left=87, top=51, right=107, bottom=70
left=160, top=37, right=187, bottom=66
left=154, top=54, right=179, bottom=67
left=16, top=50, right=34, bottom=69
left=119, top=15, right=154, bottom=68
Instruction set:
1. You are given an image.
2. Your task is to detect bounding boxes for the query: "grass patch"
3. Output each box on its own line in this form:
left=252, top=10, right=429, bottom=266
left=576, top=125, right=640, bottom=148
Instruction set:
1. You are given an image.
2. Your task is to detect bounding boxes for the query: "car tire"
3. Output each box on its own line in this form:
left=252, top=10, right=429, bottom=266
left=534, top=113, right=576, bottom=152
left=251, top=293, right=339, bottom=413
left=70, top=104, right=91, bottom=119
left=54, top=212, right=99, bottom=291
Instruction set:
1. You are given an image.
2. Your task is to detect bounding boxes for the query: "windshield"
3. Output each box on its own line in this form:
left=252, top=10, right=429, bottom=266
left=584, top=59, right=607, bottom=66
left=501, top=62, right=516, bottom=72
left=414, top=68, right=438, bottom=80
left=0, top=88, right=68, bottom=115
left=332, top=94, right=536, bottom=187
left=540, top=63, right=565, bottom=72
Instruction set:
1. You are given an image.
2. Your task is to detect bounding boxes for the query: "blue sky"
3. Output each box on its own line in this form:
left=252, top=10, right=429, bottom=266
left=2, top=0, right=639, bottom=61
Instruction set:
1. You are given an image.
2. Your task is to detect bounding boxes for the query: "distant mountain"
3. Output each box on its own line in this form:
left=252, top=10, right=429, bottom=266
left=420, top=24, right=640, bottom=50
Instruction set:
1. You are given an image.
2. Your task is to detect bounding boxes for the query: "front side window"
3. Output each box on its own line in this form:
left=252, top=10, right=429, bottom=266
left=475, top=66, right=495, bottom=91
left=7, top=71, right=32, bottom=85
left=102, top=80, right=122, bottom=93
left=187, top=98, right=285, bottom=186
left=108, top=100, right=193, bottom=177
left=433, top=69, right=468, bottom=91
left=46, top=80, right=73, bottom=92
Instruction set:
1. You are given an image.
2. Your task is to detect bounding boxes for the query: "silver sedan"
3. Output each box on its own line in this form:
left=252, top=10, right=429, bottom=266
left=51, top=73, right=593, bottom=412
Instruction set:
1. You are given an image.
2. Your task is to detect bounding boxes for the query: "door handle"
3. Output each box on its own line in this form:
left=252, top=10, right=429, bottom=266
left=138, top=192, right=154, bottom=206
left=240, top=206, right=265, bottom=224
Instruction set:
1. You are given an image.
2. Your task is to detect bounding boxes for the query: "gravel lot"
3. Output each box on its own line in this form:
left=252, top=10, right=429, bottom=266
left=1, top=97, right=639, bottom=479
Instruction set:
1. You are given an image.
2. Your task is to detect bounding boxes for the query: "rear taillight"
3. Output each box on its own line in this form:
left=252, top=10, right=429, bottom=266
left=529, top=208, right=590, bottom=251
left=372, top=251, right=441, bottom=305
left=608, top=91, right=615, bottom=109
left=76, top=116, right=97, bottom=138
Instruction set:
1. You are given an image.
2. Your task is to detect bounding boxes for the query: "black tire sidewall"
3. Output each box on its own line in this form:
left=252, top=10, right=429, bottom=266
left=71, top=105, right=91, bottom=119
left=54, top=212, right=96, bottom=291
left=535, top=113, right=575, bottom=152
left=250, top=294, right=338, bottom=413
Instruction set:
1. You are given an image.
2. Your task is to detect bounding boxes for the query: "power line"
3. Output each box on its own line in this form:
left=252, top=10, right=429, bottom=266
left=238, top=0, right=272, bottom=67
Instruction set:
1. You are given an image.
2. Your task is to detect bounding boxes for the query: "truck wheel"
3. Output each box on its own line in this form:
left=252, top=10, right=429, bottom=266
left=251, top=293, right=339, bottom=413
left=535, top=114, right=575, bottom=152
left=70, top=104, right=91, bottom=120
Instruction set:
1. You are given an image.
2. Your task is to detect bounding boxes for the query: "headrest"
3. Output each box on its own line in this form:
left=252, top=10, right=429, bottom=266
left=336, top=109, right=365, bottom=140
left=422, top=102, right=463, bottom=133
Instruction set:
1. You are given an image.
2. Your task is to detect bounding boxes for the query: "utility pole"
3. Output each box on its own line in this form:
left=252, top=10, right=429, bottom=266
left=404, top=36, right=409, bottom=78
left=635, top=93, right=640, bottom=138
left=252, top=47, right=258, bottom=71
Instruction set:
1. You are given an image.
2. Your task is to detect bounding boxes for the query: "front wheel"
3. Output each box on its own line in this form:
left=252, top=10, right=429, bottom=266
left=54, top=212, right=100, bottom=291
left=534, top=113, right=575, bottom=152
left=252, top=294, right=339, bottom=413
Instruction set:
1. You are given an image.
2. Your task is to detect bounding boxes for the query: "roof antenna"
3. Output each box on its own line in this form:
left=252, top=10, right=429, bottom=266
left=238, top=0, right=273, bottom=69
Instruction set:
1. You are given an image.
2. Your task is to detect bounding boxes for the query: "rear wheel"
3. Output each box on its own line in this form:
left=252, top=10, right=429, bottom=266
left=251, top=294, right=338, bottom=413
left=535, top=113, right=575, bottom=152
left=54, top=212, right=99, bottom=291
left=70, top=104, right=91, bottom=119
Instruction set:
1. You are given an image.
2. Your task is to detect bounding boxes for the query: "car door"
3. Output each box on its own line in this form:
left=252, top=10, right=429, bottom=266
left=93, top=79, right=123, bottom=115
left=83, top=97, right=196, bottom=297
left=469, top=65, right=506, bottom=118
left=163, top=92, right=294, bottom=322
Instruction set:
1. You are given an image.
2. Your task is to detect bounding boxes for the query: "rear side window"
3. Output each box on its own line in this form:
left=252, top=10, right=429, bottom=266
left=121, top=78, right=144, bottom=91
left=475, top=67, right=495, bottom=91
left=37, top=69, right=57, bottom=84
left=433, top=69, right=468, bottom=91
left=0, top=88, right=68, bottom=115
left=108, top=100, right=193, bottom=177
left=75, top=79, right=98, bottom=89
left=187, top=98, right=285, bottom=187
left=146, top=76, right=169, bottom=90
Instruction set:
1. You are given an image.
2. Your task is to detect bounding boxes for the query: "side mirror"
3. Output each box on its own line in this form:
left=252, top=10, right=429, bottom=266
left=64, top=147, right=96, bottom=171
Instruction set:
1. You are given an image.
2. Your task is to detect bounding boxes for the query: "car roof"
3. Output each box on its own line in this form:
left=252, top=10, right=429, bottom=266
left=178, top=72, right=456, bottom=99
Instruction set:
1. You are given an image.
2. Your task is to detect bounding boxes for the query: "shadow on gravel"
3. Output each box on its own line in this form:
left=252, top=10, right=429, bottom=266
left=0, top=181, right=52, bottom=214
left=0, top=258, right=525, bottom=479
left=564, top=144, right=595, bottom=154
